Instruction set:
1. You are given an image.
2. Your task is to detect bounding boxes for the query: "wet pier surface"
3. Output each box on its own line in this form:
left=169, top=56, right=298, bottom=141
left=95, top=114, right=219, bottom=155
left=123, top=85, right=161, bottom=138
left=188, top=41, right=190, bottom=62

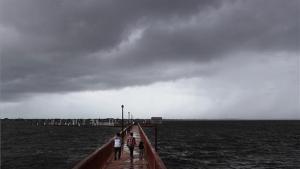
left=105, top=125, right=149, bottom=169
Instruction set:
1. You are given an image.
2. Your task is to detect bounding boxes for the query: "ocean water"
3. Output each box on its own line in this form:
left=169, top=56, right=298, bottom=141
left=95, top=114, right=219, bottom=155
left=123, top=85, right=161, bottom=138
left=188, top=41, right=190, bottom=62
left=145, top=121, right=300, bottom=169
left=1, top=120, right=119, bottom=169
left=2, top=120, right=300, bottom=169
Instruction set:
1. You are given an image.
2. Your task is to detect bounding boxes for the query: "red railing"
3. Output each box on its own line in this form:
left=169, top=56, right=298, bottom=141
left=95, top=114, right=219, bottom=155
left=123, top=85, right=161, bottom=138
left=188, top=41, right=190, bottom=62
left=72, top=126, right=130, bottom=169
left=72, top=138, right=113, bottom=169
left=138, top=124, right=167, bottom=169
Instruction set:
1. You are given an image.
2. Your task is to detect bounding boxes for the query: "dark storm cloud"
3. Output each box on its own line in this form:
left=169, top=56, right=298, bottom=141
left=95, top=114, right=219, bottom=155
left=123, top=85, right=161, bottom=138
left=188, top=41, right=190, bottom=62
left=0, top=0, right=299, bottom=101
left=124, top=0, right=299, bottom=63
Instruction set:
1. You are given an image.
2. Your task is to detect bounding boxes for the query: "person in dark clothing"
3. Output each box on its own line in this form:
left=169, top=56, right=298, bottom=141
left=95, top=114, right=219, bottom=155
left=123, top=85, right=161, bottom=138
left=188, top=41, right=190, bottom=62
left=138, top=141, right=144, bottom=159
left=126, top=127, right=130, bottom=135
left=114, top=133, right=122, bottom=160
left=127, top=132, right=136, bottom=159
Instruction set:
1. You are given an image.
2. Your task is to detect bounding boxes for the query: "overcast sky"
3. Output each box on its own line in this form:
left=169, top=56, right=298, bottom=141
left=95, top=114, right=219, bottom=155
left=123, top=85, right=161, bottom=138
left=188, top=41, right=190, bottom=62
left=0, top=0, right=299, bottom=119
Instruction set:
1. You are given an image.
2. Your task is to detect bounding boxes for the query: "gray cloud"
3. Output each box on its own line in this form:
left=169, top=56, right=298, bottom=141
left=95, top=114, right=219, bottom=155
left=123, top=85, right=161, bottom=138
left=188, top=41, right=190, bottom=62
left=1, top=0, right=299, bottom=101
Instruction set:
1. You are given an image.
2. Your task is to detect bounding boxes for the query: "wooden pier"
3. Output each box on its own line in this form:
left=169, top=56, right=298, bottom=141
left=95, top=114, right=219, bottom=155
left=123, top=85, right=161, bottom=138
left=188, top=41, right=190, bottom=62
left=72, top=123, right=167, bottom=169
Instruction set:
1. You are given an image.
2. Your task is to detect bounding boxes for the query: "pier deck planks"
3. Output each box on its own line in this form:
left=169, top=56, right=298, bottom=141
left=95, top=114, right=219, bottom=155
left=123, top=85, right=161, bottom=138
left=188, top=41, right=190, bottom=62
left=104, top=125, right=149, bottom=169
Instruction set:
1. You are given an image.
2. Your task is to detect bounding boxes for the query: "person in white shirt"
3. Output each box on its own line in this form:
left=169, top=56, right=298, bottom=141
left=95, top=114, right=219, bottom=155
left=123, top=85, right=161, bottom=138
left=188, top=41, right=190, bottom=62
left=114, top=133, right=122, bottom=160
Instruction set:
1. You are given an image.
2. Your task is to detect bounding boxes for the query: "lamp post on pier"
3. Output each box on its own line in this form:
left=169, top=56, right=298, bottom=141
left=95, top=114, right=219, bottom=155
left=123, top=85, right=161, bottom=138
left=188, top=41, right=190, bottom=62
left=128, top=112, right=130, bottom=124
left=121, top=105, right=124, bottom=137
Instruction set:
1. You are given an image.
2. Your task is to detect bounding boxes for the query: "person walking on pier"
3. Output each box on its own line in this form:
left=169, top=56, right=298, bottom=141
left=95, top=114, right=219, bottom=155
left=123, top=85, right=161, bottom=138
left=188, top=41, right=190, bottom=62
left=114, top=133, right=122, bottom=160
left=126, top=127, right=131, bottom=135
left=127, top=132, right=136, bottom=159
left=138, top=141, right=144, bottom=159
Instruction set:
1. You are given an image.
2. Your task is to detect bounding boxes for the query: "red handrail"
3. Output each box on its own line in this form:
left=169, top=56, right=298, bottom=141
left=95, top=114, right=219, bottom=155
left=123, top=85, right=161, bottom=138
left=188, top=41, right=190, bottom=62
left=137, top=123, right=168, bottom=169
left=72, top=138, right=114, bottom=169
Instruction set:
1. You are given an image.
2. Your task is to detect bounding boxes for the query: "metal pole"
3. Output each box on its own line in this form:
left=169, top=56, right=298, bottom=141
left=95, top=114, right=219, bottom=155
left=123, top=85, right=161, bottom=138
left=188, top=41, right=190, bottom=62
left=128, top=112, right=130, bottom=125
left=121, top=105, right=124, bottom=137
left=155, top=125, right=157, bottom=152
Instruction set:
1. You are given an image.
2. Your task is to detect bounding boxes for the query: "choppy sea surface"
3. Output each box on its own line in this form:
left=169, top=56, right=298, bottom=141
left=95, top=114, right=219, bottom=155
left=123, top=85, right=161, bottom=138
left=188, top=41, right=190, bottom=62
left=2, top=120, right=300, bottom=169
left=1, top=120, right=119, bottom=169
left=145, top=121, right=300, bottom=169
